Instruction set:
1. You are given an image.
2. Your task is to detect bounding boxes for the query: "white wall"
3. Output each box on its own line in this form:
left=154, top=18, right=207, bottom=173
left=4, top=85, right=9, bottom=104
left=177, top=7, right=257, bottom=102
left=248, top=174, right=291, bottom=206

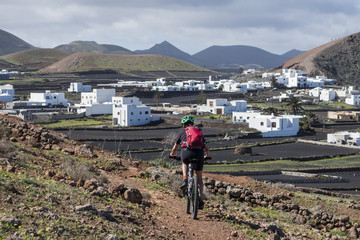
left=81, top=89, right=115, bottom=105
left=29, top=91, right=68, bottom=107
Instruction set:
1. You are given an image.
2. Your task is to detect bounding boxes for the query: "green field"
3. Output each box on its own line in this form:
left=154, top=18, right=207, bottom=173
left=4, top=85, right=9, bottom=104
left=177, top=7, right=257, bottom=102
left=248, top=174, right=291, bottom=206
left=204, top=154, right=360, bottom=172
left=40, top=115, right=112, bottom=128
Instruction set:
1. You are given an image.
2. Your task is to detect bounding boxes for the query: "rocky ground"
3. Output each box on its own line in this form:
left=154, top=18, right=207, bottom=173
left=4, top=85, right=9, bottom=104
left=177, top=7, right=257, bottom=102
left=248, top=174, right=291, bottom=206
left=1, top=114, right=360, bottom=239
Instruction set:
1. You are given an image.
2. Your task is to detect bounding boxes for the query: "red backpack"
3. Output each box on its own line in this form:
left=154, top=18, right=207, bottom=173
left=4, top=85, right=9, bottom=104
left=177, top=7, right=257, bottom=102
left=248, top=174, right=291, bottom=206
left=182, top=126, right=204, bottom=149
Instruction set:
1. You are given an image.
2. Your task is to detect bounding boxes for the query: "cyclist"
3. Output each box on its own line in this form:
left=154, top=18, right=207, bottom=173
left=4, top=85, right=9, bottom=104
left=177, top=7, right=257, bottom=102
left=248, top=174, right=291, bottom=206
left=169, top=115, right=211, bottom=209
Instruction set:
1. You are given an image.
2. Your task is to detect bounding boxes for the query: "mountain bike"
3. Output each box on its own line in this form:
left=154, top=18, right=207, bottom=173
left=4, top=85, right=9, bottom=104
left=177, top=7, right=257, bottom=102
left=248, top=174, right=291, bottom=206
left=185, top=157, right=200, bottom=219
left=170, top=155, right=211, bottom=219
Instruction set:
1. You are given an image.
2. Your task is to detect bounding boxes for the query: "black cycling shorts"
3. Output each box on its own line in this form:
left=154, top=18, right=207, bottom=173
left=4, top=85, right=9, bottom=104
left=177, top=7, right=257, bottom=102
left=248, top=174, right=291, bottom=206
left=181, top=148, right=204, bottom=171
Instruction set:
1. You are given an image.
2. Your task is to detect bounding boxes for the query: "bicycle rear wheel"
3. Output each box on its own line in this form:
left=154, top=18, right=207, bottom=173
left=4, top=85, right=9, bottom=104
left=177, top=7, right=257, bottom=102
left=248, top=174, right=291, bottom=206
left=185, top=189, right=190, bottom=214
left=191, top=175, right=199, bottom=219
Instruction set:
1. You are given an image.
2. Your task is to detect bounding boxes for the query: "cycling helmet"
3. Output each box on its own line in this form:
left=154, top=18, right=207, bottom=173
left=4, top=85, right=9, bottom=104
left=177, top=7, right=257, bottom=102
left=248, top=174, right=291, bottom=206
left=181, top=115, right=194, bottom=124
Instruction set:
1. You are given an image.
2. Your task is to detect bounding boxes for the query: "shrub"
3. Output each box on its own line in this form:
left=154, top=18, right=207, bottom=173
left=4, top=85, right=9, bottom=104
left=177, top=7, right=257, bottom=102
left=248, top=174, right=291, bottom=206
left=0, top=139, right=16, bottom=158
left=0, top=121, right=11, bottom=139
left=62, top=157, right=97, bottom=182
left=234, top=143, right=252, bottom=155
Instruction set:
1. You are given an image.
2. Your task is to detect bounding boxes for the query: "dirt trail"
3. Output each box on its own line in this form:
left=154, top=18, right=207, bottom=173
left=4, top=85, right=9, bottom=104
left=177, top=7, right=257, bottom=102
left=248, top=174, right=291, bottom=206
left=104, top=168, right=246, bottom=240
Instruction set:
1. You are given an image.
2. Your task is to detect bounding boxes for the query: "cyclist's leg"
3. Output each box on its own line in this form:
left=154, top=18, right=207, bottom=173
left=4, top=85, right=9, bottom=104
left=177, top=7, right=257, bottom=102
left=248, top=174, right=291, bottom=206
left=180, top=149, right=190, bottom=189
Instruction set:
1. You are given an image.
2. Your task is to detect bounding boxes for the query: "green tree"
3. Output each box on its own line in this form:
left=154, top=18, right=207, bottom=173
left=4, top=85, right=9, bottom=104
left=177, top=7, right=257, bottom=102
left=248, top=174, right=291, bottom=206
left=153, top=91, right=164, bottom=107
left=238, top=67, right=244, bottom=74
left=270, top=76, right=277, bottom=88
left=197, top=91, right=206, bottom=105
left=264, top=107, right=279, bottom=116
left=285, top=97, right=304, bottom=115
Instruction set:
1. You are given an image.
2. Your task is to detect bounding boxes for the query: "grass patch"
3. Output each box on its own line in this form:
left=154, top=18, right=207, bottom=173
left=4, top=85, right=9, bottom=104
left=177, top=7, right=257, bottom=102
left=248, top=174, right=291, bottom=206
left=204, top=154, right=360, bottom=172
left=40, top=115, right=112, bottom=128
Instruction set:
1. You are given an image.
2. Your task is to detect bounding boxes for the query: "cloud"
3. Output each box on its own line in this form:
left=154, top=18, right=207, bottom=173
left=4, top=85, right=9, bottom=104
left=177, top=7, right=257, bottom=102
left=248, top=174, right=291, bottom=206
left=1, top=0, right=360, bottom=54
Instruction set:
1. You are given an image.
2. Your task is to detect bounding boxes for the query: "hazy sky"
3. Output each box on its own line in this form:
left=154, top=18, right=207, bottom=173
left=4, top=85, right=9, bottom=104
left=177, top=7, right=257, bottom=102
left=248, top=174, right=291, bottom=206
left=1, top=0, right=360, bottom=54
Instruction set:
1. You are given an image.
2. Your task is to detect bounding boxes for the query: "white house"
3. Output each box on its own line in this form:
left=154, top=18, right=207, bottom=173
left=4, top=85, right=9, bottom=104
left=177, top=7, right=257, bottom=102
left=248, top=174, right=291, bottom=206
left=112, top=97, right=152, bottom=126
left=319, top=89, right=336, bottom=102
left=233, top=111, right=301, bottom=137
left=197, top=99, right=247, bottom=115
left=345, top=94, right=360, bottom=106
left=222, top=81, right=247, bottom=93
left=29, top=90, right=68, bottom=107
left=81, top=89, right=115, bottom=105
left=0, top=84, right=14, bottom=102
left=309, top=87, right=322, bottom=98
left=68, top=82, right=92, bottom=93
left=327, top=131, right=360, bottom=145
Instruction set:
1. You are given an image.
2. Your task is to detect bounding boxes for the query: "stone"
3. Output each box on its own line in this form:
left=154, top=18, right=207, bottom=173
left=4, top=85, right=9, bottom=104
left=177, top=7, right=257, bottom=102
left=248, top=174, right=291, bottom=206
left=75, top=144, right=97, bottom=158
left=51, top=144, right=62, bottom=151
left=0, top=216, right=21, bottom=226
left=109, top=183, right=127, bottom=197
left=123, top=188, right=143, bottom=204
left=348, top=227, right=359, bottom=239
left=75, top=204, right=98, bottom=213
left=107, top=234, right=118, bottom=240
left=226, top=186, right=242, bottom=198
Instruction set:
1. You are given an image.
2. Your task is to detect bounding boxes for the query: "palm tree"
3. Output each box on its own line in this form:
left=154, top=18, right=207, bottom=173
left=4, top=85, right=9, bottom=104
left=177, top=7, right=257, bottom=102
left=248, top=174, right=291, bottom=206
left=285, top=97, right=304, bottom=115
left=264, top=107, right=279, bottom=116
left=304, top=112, right=318, bottom=127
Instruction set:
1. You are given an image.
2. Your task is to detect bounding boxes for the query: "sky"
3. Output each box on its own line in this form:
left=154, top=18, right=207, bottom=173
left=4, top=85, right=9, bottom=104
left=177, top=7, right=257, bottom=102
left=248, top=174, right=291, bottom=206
left=1, top=0, right=360, bottom=55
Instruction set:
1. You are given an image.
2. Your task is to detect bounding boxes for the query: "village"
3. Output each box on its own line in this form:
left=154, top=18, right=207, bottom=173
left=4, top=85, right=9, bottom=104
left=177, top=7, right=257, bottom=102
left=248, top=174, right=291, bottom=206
left=1, top=68, right=360, bottom=145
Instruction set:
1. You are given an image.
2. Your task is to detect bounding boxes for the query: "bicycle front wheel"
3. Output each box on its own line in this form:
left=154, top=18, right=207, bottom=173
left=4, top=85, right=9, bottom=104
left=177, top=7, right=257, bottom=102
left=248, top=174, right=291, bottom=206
left=191, top=175, right=199, bottom=219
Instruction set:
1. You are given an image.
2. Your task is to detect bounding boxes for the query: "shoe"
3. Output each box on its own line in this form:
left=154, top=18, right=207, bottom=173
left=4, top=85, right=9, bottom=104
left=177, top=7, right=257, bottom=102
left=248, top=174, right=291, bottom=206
left=179, top=179, right=188, bottom=189
left=198, top=201, right=205, bottom=210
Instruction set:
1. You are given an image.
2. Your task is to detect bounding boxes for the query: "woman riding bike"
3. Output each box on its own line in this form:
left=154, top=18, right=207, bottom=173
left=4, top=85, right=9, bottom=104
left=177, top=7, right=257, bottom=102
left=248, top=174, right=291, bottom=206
left=169, top=115, right=211, bottom=209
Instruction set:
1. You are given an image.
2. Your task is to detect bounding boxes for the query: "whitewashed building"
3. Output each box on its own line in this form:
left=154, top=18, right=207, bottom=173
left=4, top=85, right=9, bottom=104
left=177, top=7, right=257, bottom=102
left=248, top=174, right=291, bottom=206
left=112, top=97, right=152, bottom=126
left=233, top=112, right=302, bottom=137
left=81, top=89, right=115, bottom=105
left=0, top=84, right=14, bottom=102
left=327, top=131, right=360, bottom=145
left=68, top=82, right=92, bottom=93
left=345, top=94, right=360, bottom=106
left=197, top=99, right=247, bottom=115
left=29, top=90, right=68, bottom=107
left=319, top=89, right=336, bottom=102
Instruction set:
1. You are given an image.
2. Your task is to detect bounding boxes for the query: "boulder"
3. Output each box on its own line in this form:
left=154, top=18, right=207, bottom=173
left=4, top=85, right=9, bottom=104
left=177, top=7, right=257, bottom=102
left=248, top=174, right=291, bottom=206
left=75, top=144, right=97, bottom=158
left=123, top=188, right=143, bottom=204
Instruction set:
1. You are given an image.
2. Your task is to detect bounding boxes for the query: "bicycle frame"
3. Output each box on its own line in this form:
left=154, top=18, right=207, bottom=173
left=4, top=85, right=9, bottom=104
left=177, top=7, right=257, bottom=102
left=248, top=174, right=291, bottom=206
left=185, top=159, right=200, bottom=219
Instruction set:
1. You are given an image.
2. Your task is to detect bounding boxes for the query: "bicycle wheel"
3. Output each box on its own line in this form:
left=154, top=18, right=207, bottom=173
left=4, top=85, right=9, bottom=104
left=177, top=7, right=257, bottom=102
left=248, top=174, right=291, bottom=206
left=191, top=175, right=199, bottom=219
left=185, top=189, right=190, bottom=214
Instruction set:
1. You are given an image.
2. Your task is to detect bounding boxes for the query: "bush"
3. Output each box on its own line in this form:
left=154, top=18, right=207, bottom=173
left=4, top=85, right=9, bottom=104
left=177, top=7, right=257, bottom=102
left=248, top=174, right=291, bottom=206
left=62, top=157, right=97, bottom=182
left=234, top=144, right=252, bottom=155
left=0, top=139, right=16, bottom=158
left=0, top=121, right=11, bottom=139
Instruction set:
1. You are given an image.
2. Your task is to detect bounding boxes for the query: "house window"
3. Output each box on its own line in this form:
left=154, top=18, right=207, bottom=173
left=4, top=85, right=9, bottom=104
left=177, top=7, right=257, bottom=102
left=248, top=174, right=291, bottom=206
left=117, top=112, right=120, bottom=115
left=140, top=111, right=142, bottom=115
left=131, top=112, right=134, bottom=115
left=209, top=101, right=214, bottom=107
left=260, top=122, right=264, bottom=126
left=145, top=111, right=149, bottom=114
left=272, top=122, right=276, bottom=127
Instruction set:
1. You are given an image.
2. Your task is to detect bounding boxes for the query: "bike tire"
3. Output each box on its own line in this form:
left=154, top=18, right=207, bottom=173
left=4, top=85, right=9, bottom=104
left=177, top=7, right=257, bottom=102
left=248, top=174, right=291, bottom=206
left=185, top=189, right=190, bottom=214
left=191, top=175, right=199, bottom=219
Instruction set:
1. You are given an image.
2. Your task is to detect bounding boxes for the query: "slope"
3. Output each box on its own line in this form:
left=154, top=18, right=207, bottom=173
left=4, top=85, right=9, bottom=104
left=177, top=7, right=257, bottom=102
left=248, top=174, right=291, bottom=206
left=193, top=45, right=286, bottom=69
left=38, top=52, right=213, bottom=75
left=282, top=32, right=360, bottom=82
left=135, top=41, right=201, bottom=65
left=0, top=48, right=70, bottom=70
left=0, top=29, right=33, bottom=56
left=1, top=115, right=360, bottom=239
left=55, top=41, right=133, bottom=55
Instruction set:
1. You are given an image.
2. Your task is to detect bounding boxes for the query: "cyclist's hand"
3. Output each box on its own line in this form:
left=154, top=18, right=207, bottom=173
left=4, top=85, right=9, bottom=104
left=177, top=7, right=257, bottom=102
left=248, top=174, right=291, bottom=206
left=169, top=155, right=176, bottom=159
left=169, top=155, right=181, bottom=161
left=205, top=156, right=212, bottom=161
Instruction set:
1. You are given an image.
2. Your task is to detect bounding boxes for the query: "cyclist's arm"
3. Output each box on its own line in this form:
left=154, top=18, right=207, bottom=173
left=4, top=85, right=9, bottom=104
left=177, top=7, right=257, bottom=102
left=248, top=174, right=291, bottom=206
left=203, top=145, right=210, bottom=158
left=169, top=143, right=180, bottom=157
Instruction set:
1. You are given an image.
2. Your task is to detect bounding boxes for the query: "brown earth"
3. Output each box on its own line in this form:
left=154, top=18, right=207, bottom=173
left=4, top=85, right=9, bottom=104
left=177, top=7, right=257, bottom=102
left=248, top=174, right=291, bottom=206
left=2, top=114, right=360, bottom=239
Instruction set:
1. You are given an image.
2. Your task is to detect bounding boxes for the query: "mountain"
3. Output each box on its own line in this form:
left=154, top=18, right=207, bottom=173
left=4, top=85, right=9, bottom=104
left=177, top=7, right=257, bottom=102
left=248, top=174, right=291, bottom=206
left=0, top=29, right=33, bottom=56
left=134, top=41, right=201, bottom=65
left=282, top=32, right=360, bottom=82
left=55, top=41, right=133, bottom=55
left=280, top=49, right=305, bottom=60
left=0, top=48, right=70, bottom=70
left=193, top=45, right=290, bottom=69
left=38, top=52, right=213, bottom=76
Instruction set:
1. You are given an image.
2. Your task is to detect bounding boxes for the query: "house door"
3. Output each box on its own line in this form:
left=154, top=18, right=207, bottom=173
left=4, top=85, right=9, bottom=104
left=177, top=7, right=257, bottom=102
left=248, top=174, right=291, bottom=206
left=216, top=108, right=222, bottom=114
